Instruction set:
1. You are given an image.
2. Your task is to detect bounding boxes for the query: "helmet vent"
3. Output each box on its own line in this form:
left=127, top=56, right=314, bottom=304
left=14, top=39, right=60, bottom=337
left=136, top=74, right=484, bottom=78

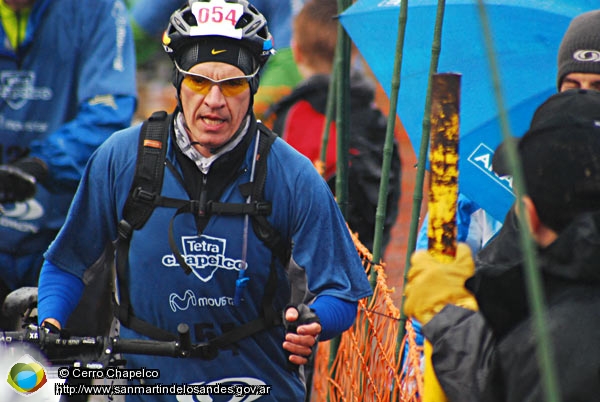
left=236, top=13, right=251, bottom=29
left=256, top=27, right=269, bottom=41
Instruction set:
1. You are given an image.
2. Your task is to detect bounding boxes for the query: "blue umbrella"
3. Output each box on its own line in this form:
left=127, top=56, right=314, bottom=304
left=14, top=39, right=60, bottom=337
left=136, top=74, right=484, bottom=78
left=340, top=0, right=598, bottom=222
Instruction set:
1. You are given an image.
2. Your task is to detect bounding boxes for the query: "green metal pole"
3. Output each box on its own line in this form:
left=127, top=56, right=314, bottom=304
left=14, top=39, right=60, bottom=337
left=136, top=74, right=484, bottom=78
left=327, top=3, right=353, bottom=401
left=475, top=1, right=560, bottom=401
left=334, top=0, right=352, bottom=219
left=370, top=0, right=409, bottom=275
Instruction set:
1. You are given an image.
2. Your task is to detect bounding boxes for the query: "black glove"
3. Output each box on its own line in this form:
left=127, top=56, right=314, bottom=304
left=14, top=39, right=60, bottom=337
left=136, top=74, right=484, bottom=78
left=0, top=157, right=48, bottom=203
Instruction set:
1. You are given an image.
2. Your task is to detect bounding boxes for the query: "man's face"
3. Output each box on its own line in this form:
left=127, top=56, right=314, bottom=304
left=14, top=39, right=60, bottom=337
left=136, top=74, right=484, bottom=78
left=560, top=72, right=600, bottom=92
left=179, top=61, right=251, bottom=157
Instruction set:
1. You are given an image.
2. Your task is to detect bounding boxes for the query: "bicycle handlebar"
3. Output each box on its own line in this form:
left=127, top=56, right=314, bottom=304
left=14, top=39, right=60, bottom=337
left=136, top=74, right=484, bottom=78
left=0, top=323, right=214, bottom=365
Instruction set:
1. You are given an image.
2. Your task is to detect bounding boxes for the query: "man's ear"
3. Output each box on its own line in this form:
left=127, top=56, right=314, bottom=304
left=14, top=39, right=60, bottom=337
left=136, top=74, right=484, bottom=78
left=520, top=195, right=558, bottom=247
left=521, top=195, right=540, bottom=235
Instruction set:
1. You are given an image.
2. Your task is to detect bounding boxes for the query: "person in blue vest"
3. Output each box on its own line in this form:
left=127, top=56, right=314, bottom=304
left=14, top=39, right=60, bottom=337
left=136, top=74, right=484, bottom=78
left=37, top=1, right=372, bottom=400
left=0, top=0, right=136, bottom=328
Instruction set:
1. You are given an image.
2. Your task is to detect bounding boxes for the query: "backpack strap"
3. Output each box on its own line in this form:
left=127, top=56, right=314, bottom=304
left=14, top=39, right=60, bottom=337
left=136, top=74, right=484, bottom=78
left=251, top=124, right=292, bottom=327
left=244, top=123, right=291, bottom=265
left=121, top=111, right=171, bottom=232
left=114, top=111, right=174, bottom=338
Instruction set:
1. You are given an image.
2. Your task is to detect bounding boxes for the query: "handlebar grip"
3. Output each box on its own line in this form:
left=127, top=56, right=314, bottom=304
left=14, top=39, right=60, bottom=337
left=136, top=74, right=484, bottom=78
left=110, top=338, right=183, bottom=357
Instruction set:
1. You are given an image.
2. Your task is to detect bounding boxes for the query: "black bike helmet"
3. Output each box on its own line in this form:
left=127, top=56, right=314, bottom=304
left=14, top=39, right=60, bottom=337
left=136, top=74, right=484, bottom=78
left=162, top=0, right=274, bottom=93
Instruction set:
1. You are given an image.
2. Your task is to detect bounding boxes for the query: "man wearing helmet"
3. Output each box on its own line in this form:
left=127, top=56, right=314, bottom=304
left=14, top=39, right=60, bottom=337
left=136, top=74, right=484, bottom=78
left=36, top=1, right=372, bottom=400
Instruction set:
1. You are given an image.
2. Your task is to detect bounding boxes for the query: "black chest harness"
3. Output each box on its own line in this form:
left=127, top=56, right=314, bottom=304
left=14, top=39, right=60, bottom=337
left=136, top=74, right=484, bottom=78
left=113, top=111, right=291, bottom=356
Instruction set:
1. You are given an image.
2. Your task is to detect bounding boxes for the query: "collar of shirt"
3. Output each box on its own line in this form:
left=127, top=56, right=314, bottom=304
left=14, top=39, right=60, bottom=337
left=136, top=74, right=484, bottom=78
left=173, top=112, right=250, bottom=175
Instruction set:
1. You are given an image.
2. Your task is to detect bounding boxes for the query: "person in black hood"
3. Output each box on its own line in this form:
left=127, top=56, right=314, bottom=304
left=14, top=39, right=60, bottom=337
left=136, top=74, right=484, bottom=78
left=404, top=89, right=600, bottom=402
left=264, top=0, right=402, bottom=252
left=477, top=9, right=600, bottom=276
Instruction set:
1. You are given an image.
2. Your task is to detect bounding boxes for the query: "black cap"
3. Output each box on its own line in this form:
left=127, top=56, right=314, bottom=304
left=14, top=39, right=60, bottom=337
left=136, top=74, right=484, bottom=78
left=492, top=89, right=600, bottom=176
left=494, top=89, right=600, bottom=232
left=176, top=37, right=258, bottom=76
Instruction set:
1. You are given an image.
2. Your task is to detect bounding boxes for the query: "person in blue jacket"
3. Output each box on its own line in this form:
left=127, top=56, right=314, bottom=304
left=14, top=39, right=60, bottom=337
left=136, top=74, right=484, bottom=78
left=37, top=1, right=372, bottom=400
left=0, top=0, right=136, bottom=326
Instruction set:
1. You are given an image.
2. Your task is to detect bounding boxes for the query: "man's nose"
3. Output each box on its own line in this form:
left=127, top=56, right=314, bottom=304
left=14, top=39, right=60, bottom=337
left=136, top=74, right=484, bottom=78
left=203, top=84, right=226, bottom=106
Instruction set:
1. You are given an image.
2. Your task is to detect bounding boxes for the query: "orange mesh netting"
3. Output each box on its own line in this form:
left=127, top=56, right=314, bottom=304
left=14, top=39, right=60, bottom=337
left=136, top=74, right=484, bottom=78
left=311, top=230, right=423, bottom=402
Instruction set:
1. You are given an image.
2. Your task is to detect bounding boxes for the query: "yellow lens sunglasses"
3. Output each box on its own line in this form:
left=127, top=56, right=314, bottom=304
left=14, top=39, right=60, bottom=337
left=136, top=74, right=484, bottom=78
left=174, top=61, right=259, bottom=97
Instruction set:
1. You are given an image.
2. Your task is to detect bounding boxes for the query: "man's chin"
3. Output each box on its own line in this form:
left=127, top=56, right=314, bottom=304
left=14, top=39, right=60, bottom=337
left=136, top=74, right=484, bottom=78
left=191, top=139, right=228, bottom=156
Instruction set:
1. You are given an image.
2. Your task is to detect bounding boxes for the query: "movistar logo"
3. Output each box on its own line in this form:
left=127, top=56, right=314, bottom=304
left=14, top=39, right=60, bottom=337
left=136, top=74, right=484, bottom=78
left=211, top=48, right=227, bottom=55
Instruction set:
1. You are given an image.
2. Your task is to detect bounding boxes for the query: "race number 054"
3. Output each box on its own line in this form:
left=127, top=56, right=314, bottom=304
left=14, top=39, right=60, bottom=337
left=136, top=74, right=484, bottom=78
left=195, top=6, right=238, bottom=26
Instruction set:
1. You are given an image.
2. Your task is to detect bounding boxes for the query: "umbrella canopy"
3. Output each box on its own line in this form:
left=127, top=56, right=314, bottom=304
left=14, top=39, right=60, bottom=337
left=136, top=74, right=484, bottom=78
left=340, top=0, right=598, bottom=222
